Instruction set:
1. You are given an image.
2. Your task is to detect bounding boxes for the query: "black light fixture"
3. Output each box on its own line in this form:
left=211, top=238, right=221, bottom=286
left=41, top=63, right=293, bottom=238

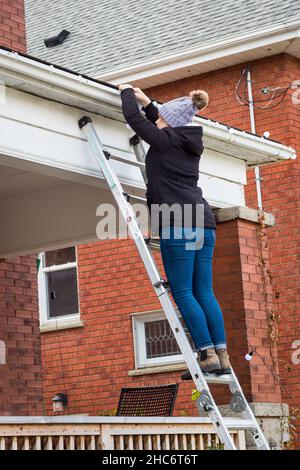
left=52, top=392, right=68, bottom=412
left=44, top=29, right=70, bottom=48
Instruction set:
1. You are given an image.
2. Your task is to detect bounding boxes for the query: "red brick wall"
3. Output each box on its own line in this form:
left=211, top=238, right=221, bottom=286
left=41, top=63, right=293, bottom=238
left=0, top=1, right=43, bottom=415
left=212, top=219, right=282, bottom=405
left=242, top=54, right=300, bottom=448
left=0, top=0, right=26, bottom=52
left=0, top=256, right=43, bottom=415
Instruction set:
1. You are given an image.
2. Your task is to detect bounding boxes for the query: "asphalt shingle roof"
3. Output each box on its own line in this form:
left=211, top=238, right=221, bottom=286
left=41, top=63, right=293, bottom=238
left=25, top=0, right=300, bottom=78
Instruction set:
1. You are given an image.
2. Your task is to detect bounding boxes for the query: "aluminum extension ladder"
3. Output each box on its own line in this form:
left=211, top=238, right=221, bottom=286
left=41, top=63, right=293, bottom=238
left=78, top=116, right=270, bottom=451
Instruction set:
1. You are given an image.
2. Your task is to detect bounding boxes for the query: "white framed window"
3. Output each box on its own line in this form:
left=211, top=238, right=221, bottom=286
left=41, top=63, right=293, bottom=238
left=132, top=310, right=197, bottom=368
left=38, top=246, right=81, bottom=329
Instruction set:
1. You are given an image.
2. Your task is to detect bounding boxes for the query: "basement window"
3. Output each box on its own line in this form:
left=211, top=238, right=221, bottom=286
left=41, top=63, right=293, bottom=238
left=132, top=311, right=196, bottom=368
left=38, top=247, right=81, bottom=330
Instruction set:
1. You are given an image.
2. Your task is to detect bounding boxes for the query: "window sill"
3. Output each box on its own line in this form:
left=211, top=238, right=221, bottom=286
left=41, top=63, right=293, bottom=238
left=40, top=319, right=84, bottom=333
left=128, top=361, right=187, bottom=377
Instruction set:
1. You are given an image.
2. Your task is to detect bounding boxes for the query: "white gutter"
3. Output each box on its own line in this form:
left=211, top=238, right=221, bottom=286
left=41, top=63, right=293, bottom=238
left=0, top=47, right=296, bottom=163
left=98, top=18, right=300, bottom=83
left=197, top=118, right=296, bottom=163
left=0, top=48, right=121, bottom=110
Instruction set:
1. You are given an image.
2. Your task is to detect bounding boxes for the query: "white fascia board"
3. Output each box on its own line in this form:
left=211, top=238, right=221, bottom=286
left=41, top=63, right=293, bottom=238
left=0, top=47, right=296, bottom=164
left=99, top=18, right=300, bottom=83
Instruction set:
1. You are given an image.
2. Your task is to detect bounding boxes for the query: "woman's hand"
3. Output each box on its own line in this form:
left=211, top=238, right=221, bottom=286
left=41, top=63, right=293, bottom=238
left=118, top=84, right=134, bottom=91
left=133, top=88, right=151, bottom=107
left=119, top=84, right=151, bottom=107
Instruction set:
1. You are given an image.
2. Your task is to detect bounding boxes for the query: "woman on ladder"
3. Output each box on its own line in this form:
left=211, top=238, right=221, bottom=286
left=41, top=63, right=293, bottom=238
left=119, top=84, right=231, bottom=378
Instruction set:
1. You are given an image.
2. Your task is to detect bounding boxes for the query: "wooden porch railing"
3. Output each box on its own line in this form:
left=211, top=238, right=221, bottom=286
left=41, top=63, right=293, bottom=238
left=0, top=416, right=246, bottom=450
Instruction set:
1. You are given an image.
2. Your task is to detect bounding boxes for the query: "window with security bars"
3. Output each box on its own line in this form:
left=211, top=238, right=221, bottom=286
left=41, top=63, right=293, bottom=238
left=133, top=312, right=197, bottom=368
left=37, top=247, right=80, bottom=326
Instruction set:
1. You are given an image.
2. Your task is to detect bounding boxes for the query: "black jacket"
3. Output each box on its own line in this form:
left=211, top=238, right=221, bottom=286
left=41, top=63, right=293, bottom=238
left=120, top=88, right=216, bottom=231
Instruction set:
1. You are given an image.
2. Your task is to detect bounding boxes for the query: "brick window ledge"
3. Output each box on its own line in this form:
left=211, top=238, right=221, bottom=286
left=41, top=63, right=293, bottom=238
left=40, top=319, right=84, bottom=333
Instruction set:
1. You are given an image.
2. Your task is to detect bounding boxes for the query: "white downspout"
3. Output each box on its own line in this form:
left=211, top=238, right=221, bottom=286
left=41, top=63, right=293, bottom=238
left=246, top=66, right=263, bottom=210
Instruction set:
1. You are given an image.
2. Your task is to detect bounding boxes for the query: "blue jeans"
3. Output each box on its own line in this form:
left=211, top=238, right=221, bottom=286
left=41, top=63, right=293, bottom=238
left=159, top=225, right=227, bottom=351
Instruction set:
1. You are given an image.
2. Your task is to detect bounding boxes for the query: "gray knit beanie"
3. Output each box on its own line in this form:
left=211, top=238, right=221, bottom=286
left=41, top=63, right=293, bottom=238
left=157, top=90, right=208, bottom=127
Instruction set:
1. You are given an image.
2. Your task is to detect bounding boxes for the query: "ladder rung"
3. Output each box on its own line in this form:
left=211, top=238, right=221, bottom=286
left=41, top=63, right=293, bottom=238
left=144, top=237, right=161, bottom=251
left=123, top=192, right=147, bottom=203
left=110, top=153, right=145, bottom=169
left=205, top=373, right=234, bottom=385
left=148, top=243, right=160, bottom=252
left=184, top=373, right=234, bottom=385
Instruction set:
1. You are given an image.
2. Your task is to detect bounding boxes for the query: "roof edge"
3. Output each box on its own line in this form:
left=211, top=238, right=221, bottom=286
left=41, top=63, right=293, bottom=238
left=97, top=18, right=300, bottom=84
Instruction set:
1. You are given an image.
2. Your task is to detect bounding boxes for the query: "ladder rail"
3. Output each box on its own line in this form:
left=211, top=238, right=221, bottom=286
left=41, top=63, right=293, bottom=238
left=78, top=115, right=270, bottom=451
